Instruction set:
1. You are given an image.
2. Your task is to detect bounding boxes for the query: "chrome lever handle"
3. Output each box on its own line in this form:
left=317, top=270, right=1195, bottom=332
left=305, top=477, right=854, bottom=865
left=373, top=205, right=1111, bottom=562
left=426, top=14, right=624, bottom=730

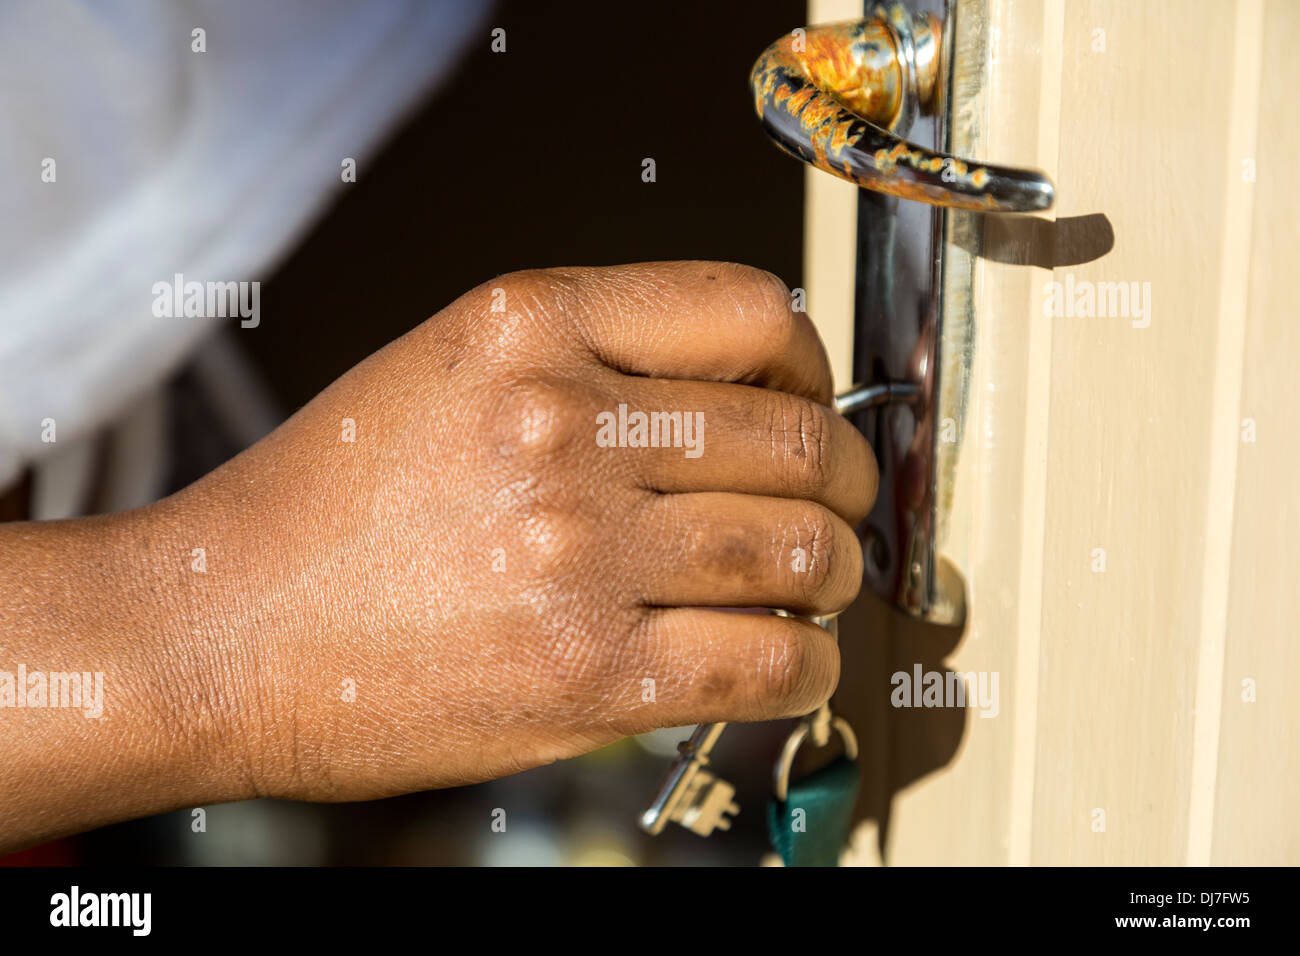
left=750, top=3, right=1054, bottom=212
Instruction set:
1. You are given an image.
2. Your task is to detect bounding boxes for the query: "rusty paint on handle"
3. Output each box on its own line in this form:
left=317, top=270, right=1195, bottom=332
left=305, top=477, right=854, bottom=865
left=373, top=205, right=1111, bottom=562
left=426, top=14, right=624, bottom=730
left=750, top=17, right=1054, bottom=212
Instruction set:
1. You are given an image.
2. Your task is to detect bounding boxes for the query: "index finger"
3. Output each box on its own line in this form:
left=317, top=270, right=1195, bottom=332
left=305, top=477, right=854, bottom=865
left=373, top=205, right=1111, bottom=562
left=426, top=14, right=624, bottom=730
left=548, top=261, right=835, bottom=407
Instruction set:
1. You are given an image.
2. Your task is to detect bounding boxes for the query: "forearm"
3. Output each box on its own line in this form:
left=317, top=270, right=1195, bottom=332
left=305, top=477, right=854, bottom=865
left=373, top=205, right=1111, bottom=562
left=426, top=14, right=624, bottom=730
left=0, top=504, right=255, bottom=854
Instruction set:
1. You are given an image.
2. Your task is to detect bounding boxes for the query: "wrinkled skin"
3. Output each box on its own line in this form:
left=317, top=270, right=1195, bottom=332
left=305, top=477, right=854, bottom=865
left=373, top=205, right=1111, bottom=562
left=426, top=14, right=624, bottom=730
left=0, top=262, right=876, bottom=848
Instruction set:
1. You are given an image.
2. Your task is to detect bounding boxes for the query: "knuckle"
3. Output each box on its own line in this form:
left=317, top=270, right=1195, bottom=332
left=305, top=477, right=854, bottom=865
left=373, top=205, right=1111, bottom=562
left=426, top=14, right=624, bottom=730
left=790, top=505, right=837, bottom=599
left=486, top=375, right=584, bottom=460
left=718, top=263, right=797, bottom=346
left=755, top=621, right=830, bottom=714
left=516, top=505, right=591, bottom=577
left=772, top=394, right=832, bottom=496
left=759, top=621, right=837, bottom=717
left=734, top=263, right=793, bottom=311
left=496, top=268, right=577, bottom=309
left=473, top=269, right=578, bottom=345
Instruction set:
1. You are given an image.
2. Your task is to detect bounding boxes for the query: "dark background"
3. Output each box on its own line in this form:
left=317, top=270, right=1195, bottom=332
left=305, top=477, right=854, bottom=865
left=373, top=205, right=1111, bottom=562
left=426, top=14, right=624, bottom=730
left=248, top=0, right=807, bottom=411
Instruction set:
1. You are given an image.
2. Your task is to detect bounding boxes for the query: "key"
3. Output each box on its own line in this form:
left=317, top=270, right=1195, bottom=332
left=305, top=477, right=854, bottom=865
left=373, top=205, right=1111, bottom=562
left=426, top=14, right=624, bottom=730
left=675, top=769, right=741, bottom=836
left=639, top=722, right=740, bottom=836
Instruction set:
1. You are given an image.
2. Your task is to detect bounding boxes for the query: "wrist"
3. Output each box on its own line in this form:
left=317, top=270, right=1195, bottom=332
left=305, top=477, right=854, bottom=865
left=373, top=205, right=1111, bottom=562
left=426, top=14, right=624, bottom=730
left=135, top=490, right=280, bottom=804
left=0, top=500, right=264, bottom=851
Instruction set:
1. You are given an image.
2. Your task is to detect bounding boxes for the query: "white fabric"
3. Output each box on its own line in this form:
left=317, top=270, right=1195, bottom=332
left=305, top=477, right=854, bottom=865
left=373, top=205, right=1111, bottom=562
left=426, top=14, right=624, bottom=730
left=0, top=0, right=488, bottom=488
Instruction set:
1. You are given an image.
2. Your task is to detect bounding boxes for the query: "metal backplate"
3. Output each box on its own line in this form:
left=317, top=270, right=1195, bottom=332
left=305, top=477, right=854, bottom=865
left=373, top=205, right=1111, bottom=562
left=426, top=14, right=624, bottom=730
left=849, top=0, right=968, bottom=625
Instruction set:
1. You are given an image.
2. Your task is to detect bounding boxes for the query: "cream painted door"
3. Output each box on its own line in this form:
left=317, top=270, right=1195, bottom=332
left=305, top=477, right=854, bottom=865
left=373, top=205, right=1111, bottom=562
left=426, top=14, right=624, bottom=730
left=804, top=0, right=1299, bottom=865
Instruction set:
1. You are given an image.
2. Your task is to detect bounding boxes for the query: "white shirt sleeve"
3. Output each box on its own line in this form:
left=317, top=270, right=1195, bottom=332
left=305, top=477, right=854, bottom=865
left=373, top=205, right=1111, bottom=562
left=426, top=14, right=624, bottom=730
left=0, top=0, right=490, bottom=488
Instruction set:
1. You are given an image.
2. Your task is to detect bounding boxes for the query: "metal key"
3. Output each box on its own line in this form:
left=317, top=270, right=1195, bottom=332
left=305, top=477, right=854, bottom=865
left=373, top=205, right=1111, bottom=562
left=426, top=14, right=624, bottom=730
left=639, top=722, right=740, bottom=836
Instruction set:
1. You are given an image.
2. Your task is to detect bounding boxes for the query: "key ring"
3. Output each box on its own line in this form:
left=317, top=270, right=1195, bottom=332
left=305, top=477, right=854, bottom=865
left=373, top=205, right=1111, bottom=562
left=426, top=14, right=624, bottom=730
left=771, top=612, right=859, bottom=802
left=773, top=707, right=859, bottom=803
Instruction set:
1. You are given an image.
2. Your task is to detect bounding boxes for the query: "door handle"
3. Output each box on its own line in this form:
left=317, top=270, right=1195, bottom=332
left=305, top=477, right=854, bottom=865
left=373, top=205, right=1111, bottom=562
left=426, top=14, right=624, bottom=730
left=750, top=3, right=1054, bottom=211
left=749, top=2, right=1054, bottom=625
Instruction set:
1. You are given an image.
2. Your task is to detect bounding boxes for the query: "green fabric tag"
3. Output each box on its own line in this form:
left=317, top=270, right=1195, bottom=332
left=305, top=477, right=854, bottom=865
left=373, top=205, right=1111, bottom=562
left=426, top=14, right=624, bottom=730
left=767, top=757, right=860, bottom=867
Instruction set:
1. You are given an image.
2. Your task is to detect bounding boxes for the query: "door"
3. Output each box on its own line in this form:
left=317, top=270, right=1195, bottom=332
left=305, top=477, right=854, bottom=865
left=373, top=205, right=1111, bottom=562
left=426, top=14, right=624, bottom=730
left=799, top=0, right=1299, bottom=865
